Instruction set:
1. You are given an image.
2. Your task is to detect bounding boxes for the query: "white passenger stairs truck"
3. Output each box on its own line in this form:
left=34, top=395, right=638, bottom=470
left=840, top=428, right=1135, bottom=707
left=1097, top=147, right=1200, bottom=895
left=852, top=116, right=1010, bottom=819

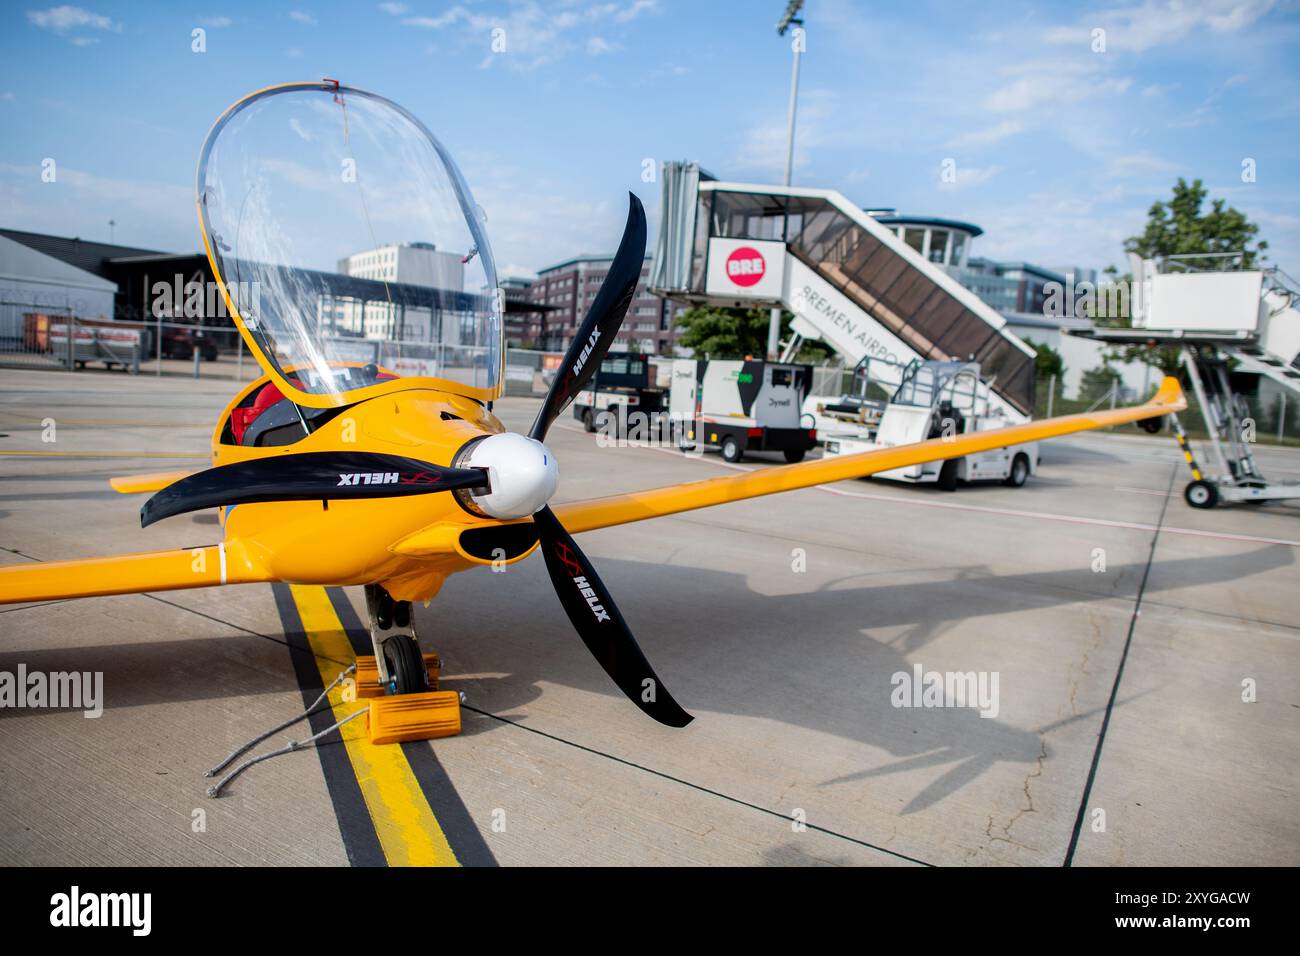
left=1072, top=255, right=1300, bottom=508
left=820, top=358, right=1039, bottom=489
left=649, top=161, right=1042, bottom=484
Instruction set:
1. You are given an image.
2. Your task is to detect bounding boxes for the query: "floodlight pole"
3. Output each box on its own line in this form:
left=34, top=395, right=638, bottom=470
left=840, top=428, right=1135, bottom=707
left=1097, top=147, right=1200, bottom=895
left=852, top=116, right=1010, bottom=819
left=781, top=27, right=802, bottom=187
left=768, top=2, right=805, bottom=361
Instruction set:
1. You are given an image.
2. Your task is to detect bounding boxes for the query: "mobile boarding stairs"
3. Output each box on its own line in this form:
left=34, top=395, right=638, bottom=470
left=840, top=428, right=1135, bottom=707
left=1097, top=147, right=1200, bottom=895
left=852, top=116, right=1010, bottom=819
left=1072, top=254, right=1300, bottom=508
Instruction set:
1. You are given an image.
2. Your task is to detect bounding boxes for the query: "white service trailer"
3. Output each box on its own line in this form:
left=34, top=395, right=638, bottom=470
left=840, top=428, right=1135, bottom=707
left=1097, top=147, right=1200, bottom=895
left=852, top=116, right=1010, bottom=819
left=670, top=358, right=818, bottom=462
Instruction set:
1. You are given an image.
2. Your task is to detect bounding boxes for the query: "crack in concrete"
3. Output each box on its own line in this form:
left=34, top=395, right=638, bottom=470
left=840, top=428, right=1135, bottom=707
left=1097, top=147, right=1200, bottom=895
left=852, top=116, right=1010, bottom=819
left=983, top=738, right=1047, bottom=853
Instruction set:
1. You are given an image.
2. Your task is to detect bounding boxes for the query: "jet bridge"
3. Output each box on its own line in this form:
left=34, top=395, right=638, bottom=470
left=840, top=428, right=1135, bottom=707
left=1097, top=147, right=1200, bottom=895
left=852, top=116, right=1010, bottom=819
left=649, top=161, right=1038, bottom=422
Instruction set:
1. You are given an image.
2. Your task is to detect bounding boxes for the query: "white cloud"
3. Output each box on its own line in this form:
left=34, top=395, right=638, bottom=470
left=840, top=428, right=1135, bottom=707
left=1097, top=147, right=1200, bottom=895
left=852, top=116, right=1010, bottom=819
left=400, top=1, right=656, bottom=71
left=1208, top=0, right=1275, bottom=32
left=730, top=89, right=841, bottom=179
left=615, top=0, right=657, bottom=21
left=405, top=11, right=462, bottom=28
left=0, top=163, right=194, bottom=251
left=26, top=5, right=116, bottom=33
left=289, top=10, right=317, bottom=25
left=69, top=35, right=98, bottom=46
left=1043, top=0, right=1275, bottom=54
left=1108, top=152, right=1179, bottom=177
left=478, top=184, right=628, bottom=273
left=946, top=119, right=1024, bottom=149
left=983, top=61, right=1131, bottom=113
left=202, top=15, right=232, bottom=28
left=286, top=47, right=304, bottom=58
left=973, top=191, right=1142, bottom=272
left=378, top=2, right=408, bottom=13
left=936, top=164, right=1001, bottom=192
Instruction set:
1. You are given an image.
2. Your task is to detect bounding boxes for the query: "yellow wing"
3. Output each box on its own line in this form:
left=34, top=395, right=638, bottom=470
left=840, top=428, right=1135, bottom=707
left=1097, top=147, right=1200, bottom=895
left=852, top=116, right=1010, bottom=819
left=110, top=469, right=198, bottom=494
left=0, top=542, right=273, bottom=605
left=552, top=376, right=1186, bottom=534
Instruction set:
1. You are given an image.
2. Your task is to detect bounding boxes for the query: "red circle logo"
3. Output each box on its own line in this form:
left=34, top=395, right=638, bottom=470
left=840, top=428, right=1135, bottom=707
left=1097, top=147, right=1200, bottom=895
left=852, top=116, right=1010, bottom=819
left=725, top=246, right=766, bottom=287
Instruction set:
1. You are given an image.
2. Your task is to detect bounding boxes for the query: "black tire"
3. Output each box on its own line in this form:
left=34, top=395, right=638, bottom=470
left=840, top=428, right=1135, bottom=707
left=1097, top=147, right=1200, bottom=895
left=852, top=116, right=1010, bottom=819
left=720, top=435, right=742, bottom=463
left=1184, top=480, right=1219, bottom=509
left=581, top=408, right=595, bottom=433
left=783, top=448, right=806, bottom=464
left=938, top=458, right=959, bottom=491
left=1004, top=454, right=1030, bottom=487
left=1139, top=416, right=1164, bottom=435
left=383, top=635, right=429, bottom=695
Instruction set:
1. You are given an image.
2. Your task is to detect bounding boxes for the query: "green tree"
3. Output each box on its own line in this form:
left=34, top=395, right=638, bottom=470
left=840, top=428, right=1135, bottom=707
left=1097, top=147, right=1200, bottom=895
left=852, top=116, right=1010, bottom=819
left=1099, top=178, right=1268, bottom=375
left=1025, top=338, right=1066, bottom=412
left=1125, top=177, right=1267, bottom=268
left=1027, top=338, right=1065, bottom=382
left=674, top=306, right=831, bottom=362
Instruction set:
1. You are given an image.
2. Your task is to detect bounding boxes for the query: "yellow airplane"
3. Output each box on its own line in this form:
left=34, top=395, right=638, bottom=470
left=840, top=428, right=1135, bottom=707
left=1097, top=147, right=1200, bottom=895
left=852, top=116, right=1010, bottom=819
left=0, top=82, right=1186, bottom=737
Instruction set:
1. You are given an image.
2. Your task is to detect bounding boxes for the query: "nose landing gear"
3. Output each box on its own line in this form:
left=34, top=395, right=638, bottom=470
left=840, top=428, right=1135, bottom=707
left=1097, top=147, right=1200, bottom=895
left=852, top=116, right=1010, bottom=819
left=362, top=584, right=462, bottom=744
left=366, top=584, right=428, bottom=695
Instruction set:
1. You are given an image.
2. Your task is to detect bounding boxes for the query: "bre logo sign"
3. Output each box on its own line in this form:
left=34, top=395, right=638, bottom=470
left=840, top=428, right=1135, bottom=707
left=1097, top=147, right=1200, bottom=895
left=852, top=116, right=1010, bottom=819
left=705, top=238, right=785, bottom=299
left=725, top=246, right=766, bottom=287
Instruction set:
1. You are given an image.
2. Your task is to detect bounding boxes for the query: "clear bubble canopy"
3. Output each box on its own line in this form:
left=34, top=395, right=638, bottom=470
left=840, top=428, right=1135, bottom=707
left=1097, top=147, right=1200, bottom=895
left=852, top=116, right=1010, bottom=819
left=198, top=82, right=502, bottom=406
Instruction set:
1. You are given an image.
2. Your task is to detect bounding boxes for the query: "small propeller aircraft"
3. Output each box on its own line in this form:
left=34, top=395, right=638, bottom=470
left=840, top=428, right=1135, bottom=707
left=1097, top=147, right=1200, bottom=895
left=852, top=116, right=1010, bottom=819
left=0, top=82, right=1187, bottom=738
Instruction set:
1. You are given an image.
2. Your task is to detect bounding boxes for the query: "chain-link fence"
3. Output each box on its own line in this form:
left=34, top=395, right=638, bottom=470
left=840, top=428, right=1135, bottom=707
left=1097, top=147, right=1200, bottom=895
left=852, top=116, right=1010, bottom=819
left=0, top=306, right=253, bottom=381
left=0, top=300, right=75, bottom=370
left=1035, top=369, right=1298, bottom=445
left=504, top=347, right=563, bottom=396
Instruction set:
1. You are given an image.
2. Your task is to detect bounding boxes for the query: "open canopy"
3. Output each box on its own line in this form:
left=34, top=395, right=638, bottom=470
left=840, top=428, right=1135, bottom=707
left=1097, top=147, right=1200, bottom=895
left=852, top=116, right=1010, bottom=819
left=198, top=81, right=503, bottom=407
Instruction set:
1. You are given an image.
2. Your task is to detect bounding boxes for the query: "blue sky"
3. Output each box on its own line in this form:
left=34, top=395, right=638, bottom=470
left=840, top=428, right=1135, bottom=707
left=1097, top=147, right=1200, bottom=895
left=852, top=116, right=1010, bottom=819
left=2, top=0, right=1298, bottom=278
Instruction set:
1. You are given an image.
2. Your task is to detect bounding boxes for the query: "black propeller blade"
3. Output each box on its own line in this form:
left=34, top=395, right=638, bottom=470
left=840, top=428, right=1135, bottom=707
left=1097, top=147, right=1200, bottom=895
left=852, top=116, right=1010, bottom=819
left=519, top=192, right=690, bottom=726
left=528, top=192, right=647, bottom=443
left=533, top=506, right=693, bottom=727
left=141, top=451, right=487, bottom=527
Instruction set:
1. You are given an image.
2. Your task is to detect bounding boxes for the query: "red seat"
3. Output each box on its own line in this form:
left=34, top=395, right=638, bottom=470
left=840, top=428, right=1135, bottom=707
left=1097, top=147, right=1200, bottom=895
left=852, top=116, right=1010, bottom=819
left=231, top=383, right=286, bottom=445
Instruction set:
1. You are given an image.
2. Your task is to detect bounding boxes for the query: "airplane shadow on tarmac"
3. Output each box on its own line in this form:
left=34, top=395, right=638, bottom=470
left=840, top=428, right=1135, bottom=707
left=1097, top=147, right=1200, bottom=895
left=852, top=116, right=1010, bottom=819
left=0, top=544, right=1290, bottom=817
left=427, top=543, right=1293, bottom=815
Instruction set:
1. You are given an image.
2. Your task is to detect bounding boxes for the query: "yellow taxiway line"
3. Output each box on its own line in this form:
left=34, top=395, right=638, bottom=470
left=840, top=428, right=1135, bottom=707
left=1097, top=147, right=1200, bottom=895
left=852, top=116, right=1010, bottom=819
left=288, top=584, right=461, bottom=867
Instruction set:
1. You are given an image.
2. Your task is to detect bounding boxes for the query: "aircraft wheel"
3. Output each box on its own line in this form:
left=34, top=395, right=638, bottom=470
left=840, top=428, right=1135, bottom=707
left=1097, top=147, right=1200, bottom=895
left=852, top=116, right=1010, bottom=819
left=938, top=458, right=959, bottom=491
left=720, top=436, right=742, bottom=463
left=1003, top=454, right=1030, bottom=488
left=783, top=448, right=806, bottom=464
left=383, top=636, right=429, bottom=695
left=1184, top=480, right=1219, bottom=509
left=1139, top=416, right=1164, bottom=435
left=582, top=408, right=595, bottom=433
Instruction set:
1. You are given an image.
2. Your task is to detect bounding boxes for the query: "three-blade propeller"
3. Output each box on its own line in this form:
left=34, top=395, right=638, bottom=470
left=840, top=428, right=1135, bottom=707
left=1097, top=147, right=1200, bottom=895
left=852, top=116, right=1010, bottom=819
left=142, top=192, right=691, bottom=727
